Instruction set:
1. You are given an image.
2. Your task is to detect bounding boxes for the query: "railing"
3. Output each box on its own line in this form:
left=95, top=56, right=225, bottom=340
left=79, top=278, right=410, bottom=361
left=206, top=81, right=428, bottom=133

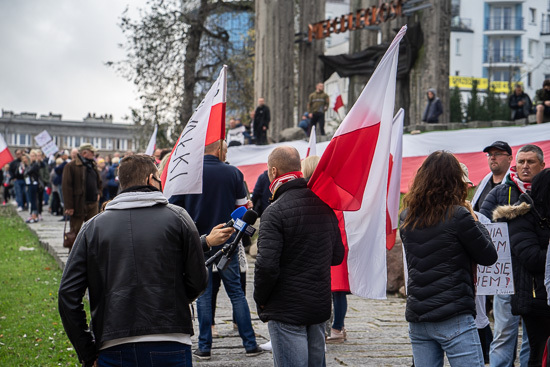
left=484, top=48, right=523, bottom=63
left=542, top=20, right=550, bottom=35
left=451, top=17, right=473, bottom=31
left=485, top=16, right=524, bottom=31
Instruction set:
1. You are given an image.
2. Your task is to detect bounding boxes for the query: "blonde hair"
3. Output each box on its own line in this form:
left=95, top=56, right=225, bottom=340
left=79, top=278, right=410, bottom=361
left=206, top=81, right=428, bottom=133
left=301, top=155, right=320, bottom=180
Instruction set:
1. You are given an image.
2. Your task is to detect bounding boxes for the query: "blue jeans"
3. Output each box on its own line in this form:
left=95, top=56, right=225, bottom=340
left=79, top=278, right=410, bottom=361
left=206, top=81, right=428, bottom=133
left=489, top=294, right=530, bottom=367
left=27, top=184, right=38, bottom=215
left=409, top=314, right=484, bottom=367
left=98, top=342, right=191, bottom=367
left=268, top=320, right=326, bottom=367
left=332, top=292, right=347, bottom=330
left=14, top=179, right=26, bottom=208
left=196, top=253, right=257, bottom=352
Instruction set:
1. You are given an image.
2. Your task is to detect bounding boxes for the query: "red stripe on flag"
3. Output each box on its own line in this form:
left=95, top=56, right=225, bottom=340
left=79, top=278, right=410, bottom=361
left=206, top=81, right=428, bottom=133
left=331, top=210, right=350, bottom=292
left=0, top=148, right=14, bottom=168
left=308, top=123, right=380, bottom=211
left=205, top=102, right=226, bottom=146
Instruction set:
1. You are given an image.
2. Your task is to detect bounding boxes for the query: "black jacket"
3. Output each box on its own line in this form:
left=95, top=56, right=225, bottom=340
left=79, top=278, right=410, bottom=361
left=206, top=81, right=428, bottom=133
left=400, top=206, right=497, bottom=323
left=58, top=189, right=207, bottom=365
left=254, top=178, right=344, bottom=325
left=480, top=179, right=521, bottom=220
left=493, top=195, right=550, bottom=317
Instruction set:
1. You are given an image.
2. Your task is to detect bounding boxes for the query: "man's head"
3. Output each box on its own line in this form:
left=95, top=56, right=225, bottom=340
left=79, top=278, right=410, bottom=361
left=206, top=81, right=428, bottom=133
left=61, top=150, right=69, bottom=160
left=267, top=146, right=301, bottom=182
left=78, top=143, right=96, bottom=160
left=316, top=83, right=324, bottom=92
left=258, top=98, right=265, bottom=106
left=427, top=88, right=436, bottom=99
left=204, top=139, right=228, bottom=162
left=229, top=118, right=236, bottom=129
left=14, top=149, right=22, bottom=158
left=515, top=84, right=523, bottom=95
left=118, top=154, right=161, bottom=191
left=153, top=148, right=162, bottom=161
left=483, top=141, right=513, bottom=176
left=516, top=144, right=545, bottom=182
left=544, top=79, right=550, bottom=91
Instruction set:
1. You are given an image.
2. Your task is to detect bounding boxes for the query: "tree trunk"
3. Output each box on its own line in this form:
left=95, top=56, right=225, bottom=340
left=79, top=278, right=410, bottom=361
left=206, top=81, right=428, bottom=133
left=254, top=0, right=295, bottom=142
left=296, top=1, right=325, bottom=123
left=409, top=0, right=451, bottom=125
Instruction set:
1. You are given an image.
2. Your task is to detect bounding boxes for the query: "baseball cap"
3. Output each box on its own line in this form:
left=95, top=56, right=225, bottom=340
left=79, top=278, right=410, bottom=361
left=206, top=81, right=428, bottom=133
left=482, top=141, right=512, bottom=156
left=460, top=163, right=473, bottom=185
left=79, top=143, right=97, bottom=153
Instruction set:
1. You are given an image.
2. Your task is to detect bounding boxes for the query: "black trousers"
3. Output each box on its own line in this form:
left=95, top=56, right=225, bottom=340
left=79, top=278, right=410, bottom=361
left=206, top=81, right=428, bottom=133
left=310, top=112, right=326, bottom=135
left=523, top=313, right=550, bottom=367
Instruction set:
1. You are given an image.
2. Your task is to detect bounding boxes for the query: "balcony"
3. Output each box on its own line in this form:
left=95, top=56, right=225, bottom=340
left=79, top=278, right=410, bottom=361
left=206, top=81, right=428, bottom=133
left=542, top=20, right=550, bottom=35
left=484, top=16, right=524, bottom=32
left=451, top=17, right=473, bottom=32
left=483, top=48, right=523, bottom=64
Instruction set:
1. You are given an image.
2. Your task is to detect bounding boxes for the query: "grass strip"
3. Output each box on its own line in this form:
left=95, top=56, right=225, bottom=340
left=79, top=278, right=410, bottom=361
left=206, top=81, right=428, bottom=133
left=0, top=205, right=82, bottom=366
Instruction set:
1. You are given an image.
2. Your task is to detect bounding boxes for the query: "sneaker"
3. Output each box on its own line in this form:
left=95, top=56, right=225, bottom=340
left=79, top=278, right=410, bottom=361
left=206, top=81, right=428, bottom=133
left=17, top=207, right=23, bottom=212
left=326, top=327, right=346, bottom=344
left=193, top=349, right=211, bottom=360
left=245, top=346, right=264, bottom=357
left=259, top=340, right=272, bottom=351
left=25, top=218, right=38, bottom=224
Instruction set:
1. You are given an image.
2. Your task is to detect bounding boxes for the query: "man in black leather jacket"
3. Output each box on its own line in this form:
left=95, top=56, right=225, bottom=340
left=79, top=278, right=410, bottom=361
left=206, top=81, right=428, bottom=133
left=58, top=154, right=208, bottom=367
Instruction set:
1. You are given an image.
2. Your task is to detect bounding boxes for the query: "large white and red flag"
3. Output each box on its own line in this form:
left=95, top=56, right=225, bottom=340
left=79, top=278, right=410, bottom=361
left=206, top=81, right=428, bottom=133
left=0, top=133, right=14, bottom=168
left=332, top=83, right=344, bottom=113
left=306, top=125, right=317, bottom=157
left=161, top=65, right=227, bottom=198
left=386, top=108, right=404, bottom=250
left=308, top=26, right=406, bottom=299
left=145, top=124, right=158, bottom=156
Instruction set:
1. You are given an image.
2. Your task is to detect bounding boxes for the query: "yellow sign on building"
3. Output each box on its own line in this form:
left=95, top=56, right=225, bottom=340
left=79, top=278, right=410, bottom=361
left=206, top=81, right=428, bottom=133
left=449, top=76, right=515, bottom=94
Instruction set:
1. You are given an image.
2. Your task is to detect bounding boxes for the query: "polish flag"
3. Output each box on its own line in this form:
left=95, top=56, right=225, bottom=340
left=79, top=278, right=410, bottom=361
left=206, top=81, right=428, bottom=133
left=145, top=124, right=158, bottom=156
left=386, top=109, right=404, bottom=250
left=161, top=65, right=227, bottom=198
left=306, top=125, right=317, bottom=157
left=308, top=26, right=406, bottom=299
left=0, top=133, right=14, bottom=168
left=332, top=84, right=344, bottom=113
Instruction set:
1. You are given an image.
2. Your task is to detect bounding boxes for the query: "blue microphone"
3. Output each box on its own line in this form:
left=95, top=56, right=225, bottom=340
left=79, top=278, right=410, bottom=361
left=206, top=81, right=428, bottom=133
left=223, top=206, right=247, bottom=228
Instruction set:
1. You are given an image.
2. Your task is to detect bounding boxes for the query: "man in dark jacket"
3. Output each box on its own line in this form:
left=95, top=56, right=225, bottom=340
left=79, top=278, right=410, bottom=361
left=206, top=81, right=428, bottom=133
left=480, top=144, right=545, bottom=366
left=509, top=84, right=532, bottom=120
left=421, top=88, right=443, bottom=123
left=254, top=146, right=344, bottom=367
left=253, top=97, right=271, bottom=145
left=58, top=154, right=208, bottom=367
left=535, top=79, right=550, bottom=124
left=62, top=143, right=102, bottom=243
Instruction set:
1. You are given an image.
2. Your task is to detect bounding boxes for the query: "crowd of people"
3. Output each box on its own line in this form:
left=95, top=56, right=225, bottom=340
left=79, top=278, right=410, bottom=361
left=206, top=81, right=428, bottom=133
left=3, top=106, right=550, bottom=367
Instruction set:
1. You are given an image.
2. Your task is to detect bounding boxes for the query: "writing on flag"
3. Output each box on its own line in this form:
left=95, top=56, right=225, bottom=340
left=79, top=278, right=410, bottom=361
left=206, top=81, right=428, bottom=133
left=161, top=65, right=227, bottom=198
left=309, top=25, right=407, bottom=299
left=386, top=109, right=404, bottom=250
left=145, top=124, right=158, bottom=156
left=306, top=125, right=317, bottom=158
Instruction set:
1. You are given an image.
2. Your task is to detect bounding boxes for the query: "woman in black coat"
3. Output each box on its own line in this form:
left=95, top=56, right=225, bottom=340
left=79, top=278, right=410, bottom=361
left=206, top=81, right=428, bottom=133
left=400, top=151, right=497, bottom=366
left=493, top=168, right=550, bottom=367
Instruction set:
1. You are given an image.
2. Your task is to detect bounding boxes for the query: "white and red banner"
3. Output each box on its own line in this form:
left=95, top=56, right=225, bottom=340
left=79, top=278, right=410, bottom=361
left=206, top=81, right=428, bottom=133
left=332, top=83, right=344, bottom=113
left=306, top=125, right=317, bottom=157
left=0, top=133, right=14, bottom=168
left=228, top=123, right=550, bottom=195
left=161, top=65, right=227, bottom=198
left=145, top=124, right=158, bottom=156
left=386, top=108, right=404, bottom=250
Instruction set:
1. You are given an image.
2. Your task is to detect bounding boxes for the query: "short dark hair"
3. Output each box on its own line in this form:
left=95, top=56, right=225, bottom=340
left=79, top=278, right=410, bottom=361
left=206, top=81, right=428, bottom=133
left=118, top=154, right=158, bottom=190
left=544, top=79, right=550, bottom=87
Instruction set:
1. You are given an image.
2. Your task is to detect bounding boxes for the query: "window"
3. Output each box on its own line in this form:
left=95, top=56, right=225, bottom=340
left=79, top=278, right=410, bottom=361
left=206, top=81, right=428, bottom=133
left=530, top=8, right=536, bottom=24
left=455, top=70, right=460, bottom=76
left=75, top=137, right=81, bottom=147
left=545, top=43, right=550, bottom=57
left=528, top=72, right=532, bottom=87
left=456, top=38, right=461, bottom=55
left=106, top=138, right=113, bottom=150
left=529, top=40, right=537, bottom=57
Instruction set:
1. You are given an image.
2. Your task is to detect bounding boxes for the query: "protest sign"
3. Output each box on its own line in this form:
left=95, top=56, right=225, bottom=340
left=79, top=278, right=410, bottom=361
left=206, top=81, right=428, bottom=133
left=33, top=130, right=59, bottom=158
left=476, top=222, right=514, bottom=295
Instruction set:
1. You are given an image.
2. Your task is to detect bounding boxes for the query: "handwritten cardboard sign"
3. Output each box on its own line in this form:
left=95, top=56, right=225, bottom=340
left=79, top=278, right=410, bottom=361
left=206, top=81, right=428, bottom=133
left=476, top=222, right=514, bottom=295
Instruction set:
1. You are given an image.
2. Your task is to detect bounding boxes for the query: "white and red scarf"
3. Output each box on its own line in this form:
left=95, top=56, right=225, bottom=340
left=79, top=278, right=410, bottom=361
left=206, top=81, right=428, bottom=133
left=509, top=166, right=531, bottom=193
left=269, top=171, right=303, bottom=195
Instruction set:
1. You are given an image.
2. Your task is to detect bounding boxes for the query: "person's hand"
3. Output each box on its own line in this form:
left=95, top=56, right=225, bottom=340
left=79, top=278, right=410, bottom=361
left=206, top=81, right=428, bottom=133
left=545, top=100, right=550, bottom=107
left=262, top=126, right=267, bottom=131
left=246, top=200, right=253, bottom=209
left=65, top=209, right=74, bottom=216
left=206, top=224, right=235, bottom=247
left=518, top=100, right=524, bottom=106
left=464, top=201, right=478, bottom=221
left=308, top=113, right=313, bottom=118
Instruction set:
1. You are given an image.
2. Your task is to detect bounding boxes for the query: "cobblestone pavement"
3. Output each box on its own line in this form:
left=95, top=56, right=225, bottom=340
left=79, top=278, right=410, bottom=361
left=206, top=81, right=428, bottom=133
left=18, top=206, right=418, bottom=366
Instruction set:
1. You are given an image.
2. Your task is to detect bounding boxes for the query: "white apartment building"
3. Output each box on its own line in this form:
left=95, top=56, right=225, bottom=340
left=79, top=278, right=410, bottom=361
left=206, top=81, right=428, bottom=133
left=451, top=0, right=550, bottom=97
